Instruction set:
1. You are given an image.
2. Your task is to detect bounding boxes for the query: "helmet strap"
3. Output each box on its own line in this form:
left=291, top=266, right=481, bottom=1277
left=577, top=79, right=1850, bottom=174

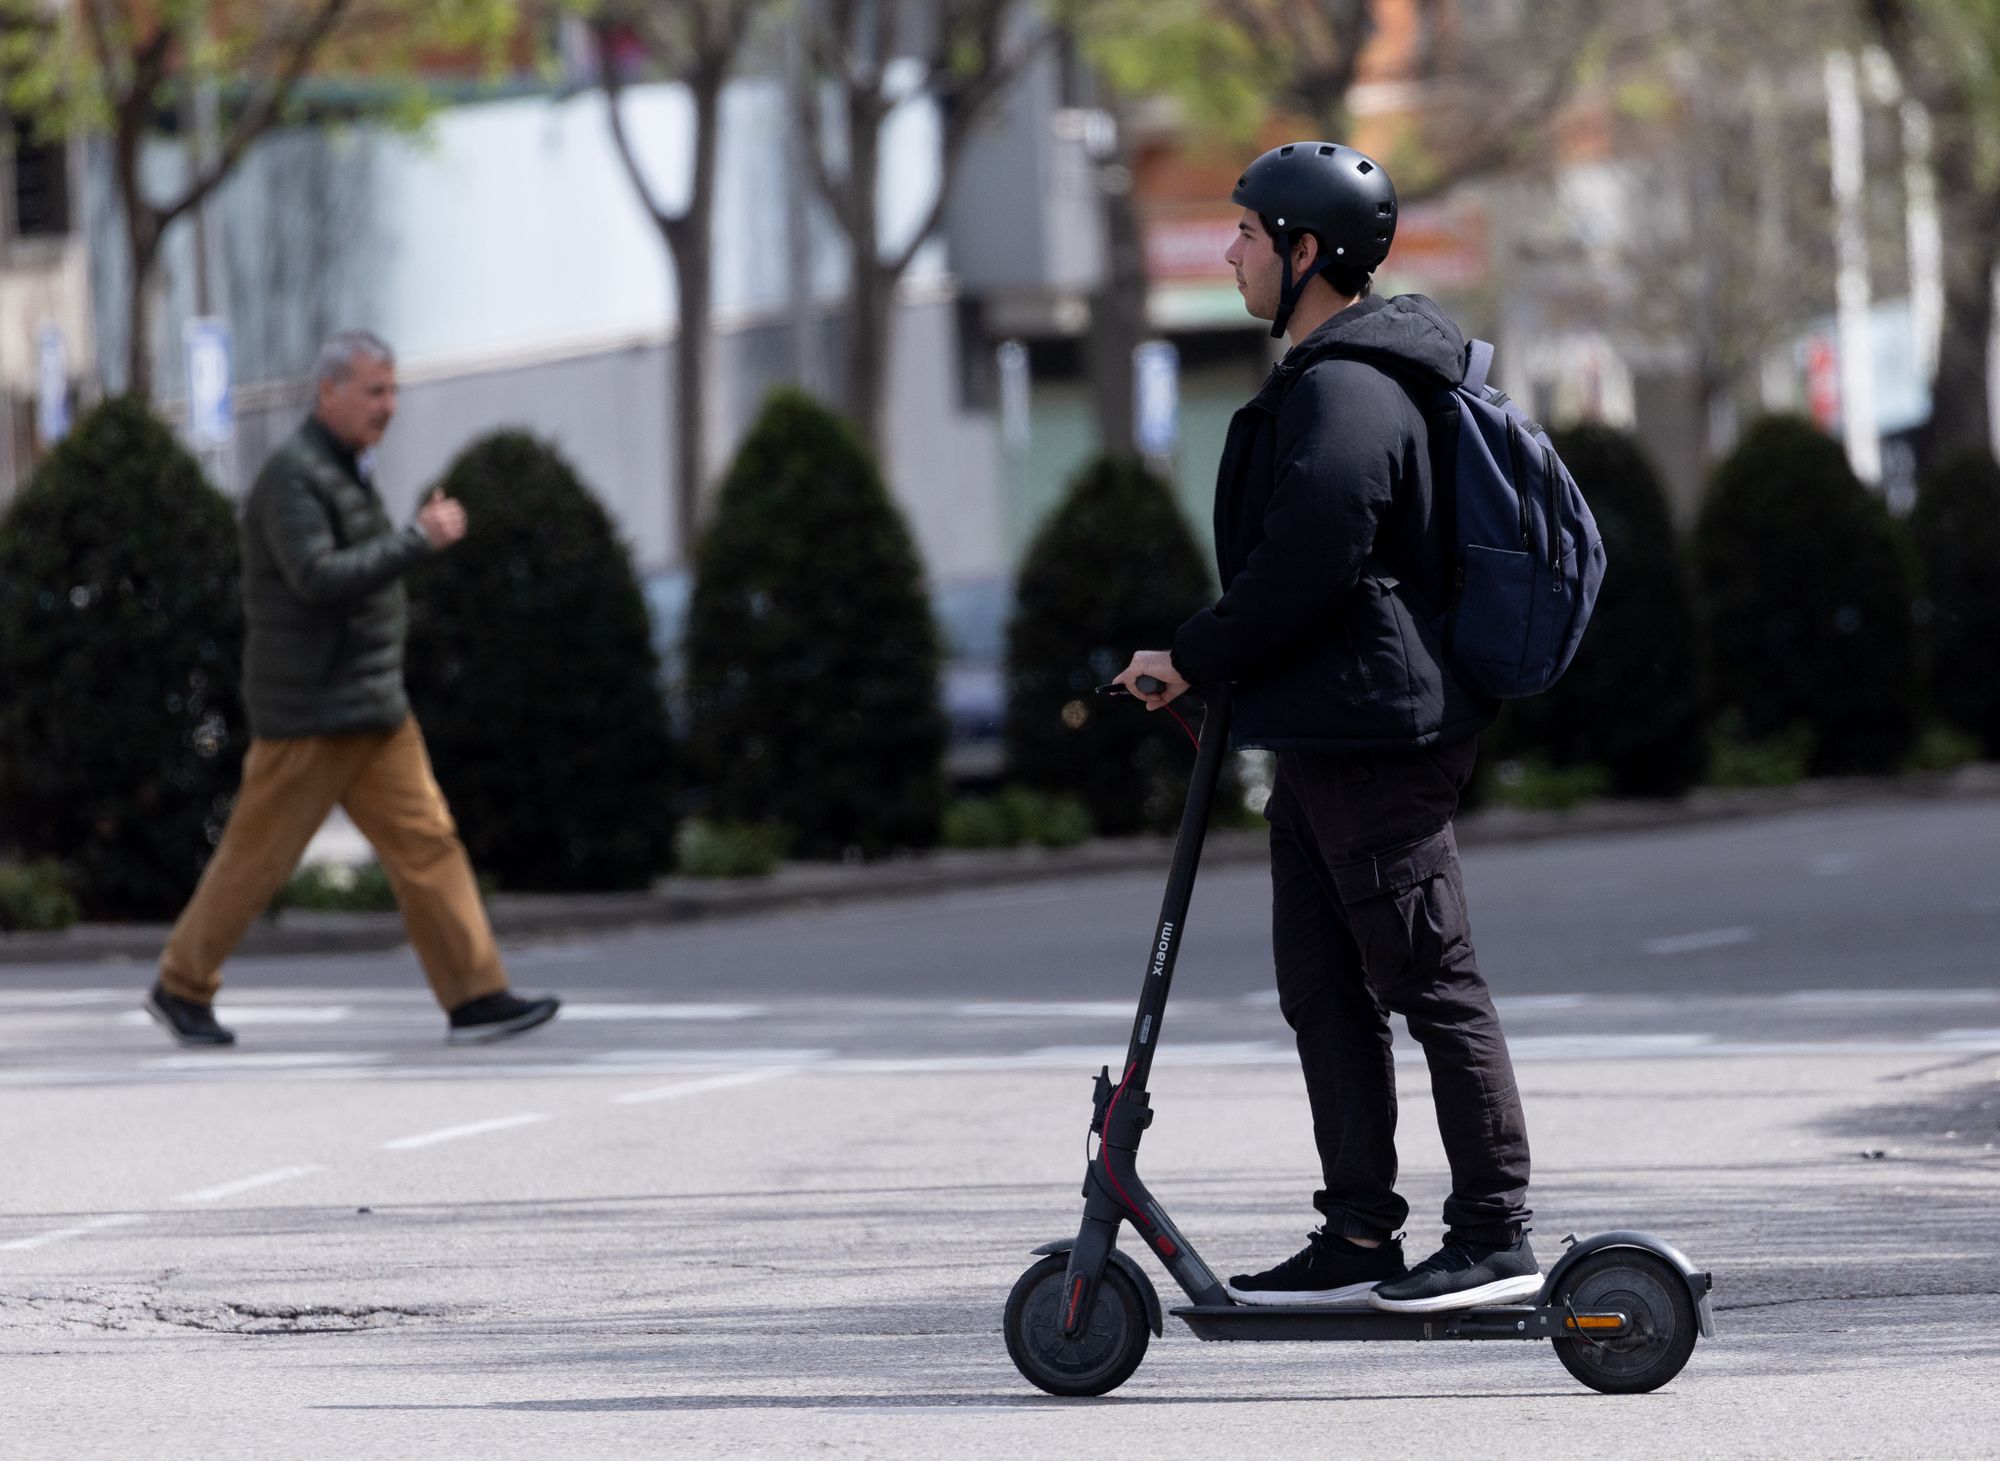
left=1269, top=233, right=1333, bottom=340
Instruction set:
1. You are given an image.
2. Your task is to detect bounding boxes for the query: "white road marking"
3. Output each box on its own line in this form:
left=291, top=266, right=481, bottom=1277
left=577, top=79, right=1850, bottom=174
left=954, top=1002, right=1135, bottom=1019
left=1808, top=852, right=1868, bottom=876
left=120, top=1006, right=355, bottom=1027
left=381, top=1113, right=549, bottom=1150
left=0, top=1214, right=143, bottom=1251
left=0, top=989, right=125, bottom=1008
left=144, top=1052, right=386, bottom=1071
left=1779, top=988, right=2000, bottom=1007
left=1496, top=994, right=1591, bottom=1011
left=1930, top=1028, right=2000, bottom=1046
left=612, top=1068, right=797, bottom=1105
left=559, top=1003, right=764, bottom=1022
left=506, top=944, right=603, bottom=966
left=1642, top=926, right=1755, bottom=956
left=1504, top=1033, right=1713, bottom=1060
left=172, top=1165, right=327, bottom=1203
left=586, top=1047, right=834, bottom=1069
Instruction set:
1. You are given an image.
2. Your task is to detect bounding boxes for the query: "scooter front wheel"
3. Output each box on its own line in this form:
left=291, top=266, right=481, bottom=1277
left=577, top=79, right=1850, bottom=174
left=1550, top=1249, right=1699, bottom=1394
left=1004, top=1254, right=1150, bottom=1397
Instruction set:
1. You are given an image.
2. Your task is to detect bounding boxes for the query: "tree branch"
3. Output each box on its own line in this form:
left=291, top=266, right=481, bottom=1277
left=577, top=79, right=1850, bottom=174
left=594, top=15, right=681, bottom=234
left=886, top=12, right=1052, bottom=280
left=157, top=0, right=356, bottom=234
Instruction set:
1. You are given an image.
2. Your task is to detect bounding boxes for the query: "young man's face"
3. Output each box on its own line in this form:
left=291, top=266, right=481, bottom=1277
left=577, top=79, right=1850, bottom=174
left=1226, top=207, right=1316, bottom=323
left=316, top=353, right=398, bottom=451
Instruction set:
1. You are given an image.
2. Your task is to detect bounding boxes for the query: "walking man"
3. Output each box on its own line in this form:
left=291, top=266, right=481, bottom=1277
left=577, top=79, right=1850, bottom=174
left=145, top=330, right=560, bottom=1047
left=1115, top=143, right=1539, bottom=1312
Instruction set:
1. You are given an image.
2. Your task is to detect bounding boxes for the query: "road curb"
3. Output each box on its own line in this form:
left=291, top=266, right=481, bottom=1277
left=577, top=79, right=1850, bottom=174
left=6, top=763, right=1997, bottom=967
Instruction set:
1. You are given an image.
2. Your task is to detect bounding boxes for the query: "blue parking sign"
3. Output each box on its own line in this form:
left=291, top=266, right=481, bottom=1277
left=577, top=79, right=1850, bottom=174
left=184, top=318, right=233, bottom=447
left=36, top=324, right=68, bottom=445
left=1134, top=340, right=1178, bottom=459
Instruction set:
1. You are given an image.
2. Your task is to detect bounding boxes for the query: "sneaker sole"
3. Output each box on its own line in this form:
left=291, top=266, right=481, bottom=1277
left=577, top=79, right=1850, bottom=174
left=1223, top=1279, right=1384, bottom=1308
left=143, top=995, right=235, bottom=1047
left=446, top=1001, right=560, bottom=1045
left=1368, top=1272, right=1544, bottom=1313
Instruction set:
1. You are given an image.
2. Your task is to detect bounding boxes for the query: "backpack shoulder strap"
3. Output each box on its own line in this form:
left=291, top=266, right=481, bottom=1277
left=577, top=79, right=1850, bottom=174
left=1462, top=339, right=1495, bottom=395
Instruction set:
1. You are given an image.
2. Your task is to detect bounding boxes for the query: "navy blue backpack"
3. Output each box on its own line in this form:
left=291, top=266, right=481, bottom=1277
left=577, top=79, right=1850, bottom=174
left=1429, top=339, right=1606, bottom=698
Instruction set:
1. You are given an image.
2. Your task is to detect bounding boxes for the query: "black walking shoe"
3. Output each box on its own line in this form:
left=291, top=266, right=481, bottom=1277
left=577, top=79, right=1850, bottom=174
left=1225, top=1229, right=1406, bottom=1307
left=144, top=982, right=236, bottom=1047
left=446, top=991, right=561, bottom=1045
left=1369, top=1232, right=1542, bottom=1312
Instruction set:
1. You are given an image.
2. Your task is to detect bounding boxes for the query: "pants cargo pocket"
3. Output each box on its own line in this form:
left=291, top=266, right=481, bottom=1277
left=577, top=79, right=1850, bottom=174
left=1330, top=826, right=1471, bottom=995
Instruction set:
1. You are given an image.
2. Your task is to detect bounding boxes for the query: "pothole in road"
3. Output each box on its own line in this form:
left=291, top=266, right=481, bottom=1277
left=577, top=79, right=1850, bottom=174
left=0, top=1290, right=434, bottom=1335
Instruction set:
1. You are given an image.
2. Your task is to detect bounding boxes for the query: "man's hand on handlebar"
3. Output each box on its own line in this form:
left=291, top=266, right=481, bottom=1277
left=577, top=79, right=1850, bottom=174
left=1114, top=651, right=1190, bottom=711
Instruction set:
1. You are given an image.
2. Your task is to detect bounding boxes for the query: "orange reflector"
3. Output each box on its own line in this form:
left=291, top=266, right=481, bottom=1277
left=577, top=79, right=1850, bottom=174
left=1566, top=1314, right=1622, bottom=1330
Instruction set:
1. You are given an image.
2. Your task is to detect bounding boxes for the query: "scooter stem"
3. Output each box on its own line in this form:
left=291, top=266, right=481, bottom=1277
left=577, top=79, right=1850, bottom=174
left=1061, top=686, right=1236, bottom=1333
left=1122, top=684, right=1232, bottom=1091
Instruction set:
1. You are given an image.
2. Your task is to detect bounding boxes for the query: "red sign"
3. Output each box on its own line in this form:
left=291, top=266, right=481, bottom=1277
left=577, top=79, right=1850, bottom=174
left=1804, top=333, right=1841, bottom=430
left=1143, top=202, right=1488, bottom=289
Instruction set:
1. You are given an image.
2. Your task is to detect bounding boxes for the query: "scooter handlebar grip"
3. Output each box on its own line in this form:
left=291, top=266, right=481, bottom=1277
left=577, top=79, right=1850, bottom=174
left=1095, top=675, right=1169, bottom=698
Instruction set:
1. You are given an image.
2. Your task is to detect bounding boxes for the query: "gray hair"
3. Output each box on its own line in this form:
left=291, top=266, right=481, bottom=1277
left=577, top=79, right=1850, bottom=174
left=313, top=329, right=395, bottom=387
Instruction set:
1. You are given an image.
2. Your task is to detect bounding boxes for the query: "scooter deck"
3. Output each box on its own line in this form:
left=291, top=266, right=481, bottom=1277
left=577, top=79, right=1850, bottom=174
left=1171, top=1302, right=1630, bottom=1343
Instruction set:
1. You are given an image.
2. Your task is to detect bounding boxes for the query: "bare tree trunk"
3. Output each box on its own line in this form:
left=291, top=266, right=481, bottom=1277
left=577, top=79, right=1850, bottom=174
left=666, top=67, right=724, bottom=556
left=123, top=209, right=161, bottom=401
left=1086, top=130, right=1146, bottom=458
left=799, top=1, right=1047, bottom=457
left=843, top=93, right=890, bottom=450
left=1921, top=129, right=2000, bottom=462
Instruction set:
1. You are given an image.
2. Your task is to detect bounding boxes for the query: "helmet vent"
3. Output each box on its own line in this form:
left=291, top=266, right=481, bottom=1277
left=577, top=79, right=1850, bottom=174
left=1376, top=232, right=1388, bottom=241
left=1356, top=160, right=1374, bottom=174
left=1318, top=145, right=1335, bottom=156
left=1280, top=144, right=1295, bottom=156
left=1378, top=201, right=1392, bottom=215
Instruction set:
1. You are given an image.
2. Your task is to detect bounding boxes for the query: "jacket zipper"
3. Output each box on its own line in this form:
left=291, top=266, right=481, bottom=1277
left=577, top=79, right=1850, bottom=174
left=1541, top=443, right=1563, bottom=587
left=1506, top=422, right=1531, bottom=548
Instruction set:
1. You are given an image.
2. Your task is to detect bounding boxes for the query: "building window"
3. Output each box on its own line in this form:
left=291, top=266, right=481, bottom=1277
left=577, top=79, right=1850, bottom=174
left=8, top=118, right=71, bottom=240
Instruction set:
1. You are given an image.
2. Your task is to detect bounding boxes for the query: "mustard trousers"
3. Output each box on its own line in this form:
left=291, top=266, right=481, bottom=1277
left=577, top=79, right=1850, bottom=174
left=159, top=717, right=509, bottom=1011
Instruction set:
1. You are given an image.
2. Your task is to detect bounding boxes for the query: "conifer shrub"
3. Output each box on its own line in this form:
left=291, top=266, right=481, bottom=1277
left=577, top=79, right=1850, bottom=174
left=0, top=858, right=80, bottom=932
left=0, top=397, right=245, bottom=917
left=406, top=432, right=675, bottom=890
left=1498, top=424, right=1705, bottom=796
left=1693, top=416, right=1916, bottom=774
left=1909, top=451, right=2000, bottom=755
left=1004, top=456, right=1215, bottom=834
left=684, top=390, right=946, bottom=859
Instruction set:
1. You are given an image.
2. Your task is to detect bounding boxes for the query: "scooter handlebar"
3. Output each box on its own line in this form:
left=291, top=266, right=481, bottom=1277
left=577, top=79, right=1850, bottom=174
left=1096, top=675, right=1167, bottom=698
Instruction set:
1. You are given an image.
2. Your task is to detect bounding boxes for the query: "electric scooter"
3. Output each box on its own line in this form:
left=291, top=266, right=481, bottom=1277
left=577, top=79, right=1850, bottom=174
left=1003, top=676, right=1714, bottom=1397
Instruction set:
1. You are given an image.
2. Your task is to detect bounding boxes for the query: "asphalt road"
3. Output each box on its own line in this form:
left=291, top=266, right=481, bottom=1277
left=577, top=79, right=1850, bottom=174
left=2, top=798, right=1996, bottom=1457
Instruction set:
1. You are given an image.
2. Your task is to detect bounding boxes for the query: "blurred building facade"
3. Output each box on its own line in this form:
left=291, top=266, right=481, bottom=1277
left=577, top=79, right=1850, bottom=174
left=8, top=3, right=1979, bottom=571
left=0, top=118, right=92, bottom=502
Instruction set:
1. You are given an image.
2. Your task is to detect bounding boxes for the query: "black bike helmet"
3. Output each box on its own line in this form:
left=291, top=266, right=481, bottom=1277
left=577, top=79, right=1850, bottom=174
left=1232, top=141, right=1398, bottom=338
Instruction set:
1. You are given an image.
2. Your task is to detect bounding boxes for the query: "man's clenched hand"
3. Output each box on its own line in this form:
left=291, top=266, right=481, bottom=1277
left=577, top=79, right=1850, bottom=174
left=416, top=489, right=467, bottom=550
left=1114, top=650, right=1190, bottom=710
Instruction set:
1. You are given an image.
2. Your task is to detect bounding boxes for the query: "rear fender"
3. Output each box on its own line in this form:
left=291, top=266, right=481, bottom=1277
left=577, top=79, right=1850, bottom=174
left=1541, top=1230, right=1715, bottom=1339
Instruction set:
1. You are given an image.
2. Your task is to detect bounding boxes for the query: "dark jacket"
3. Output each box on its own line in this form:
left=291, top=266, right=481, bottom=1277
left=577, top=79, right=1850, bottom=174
left=240, top=417, right=433, bottom=739
left=1172, top=294, right=1497, bottom=751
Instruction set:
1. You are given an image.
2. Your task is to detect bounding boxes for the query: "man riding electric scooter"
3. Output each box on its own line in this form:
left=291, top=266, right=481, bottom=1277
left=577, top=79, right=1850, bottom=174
left=1115, top=141, right=1538, bottom=1314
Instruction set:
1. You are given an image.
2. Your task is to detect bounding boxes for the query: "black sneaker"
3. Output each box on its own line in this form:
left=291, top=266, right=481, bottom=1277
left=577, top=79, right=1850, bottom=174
left=1369, top=1232, right=1542, bottom=1312
left=144, top=982, right=236, bottom=1047
left=1225, top=1229, right=1406, bottom=1307
left=446, top=991, right=561, bottom=1045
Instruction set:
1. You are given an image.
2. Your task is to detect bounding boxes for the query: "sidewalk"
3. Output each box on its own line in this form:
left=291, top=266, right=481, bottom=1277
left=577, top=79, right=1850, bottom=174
left=5, top=763, right=1997, bottom=967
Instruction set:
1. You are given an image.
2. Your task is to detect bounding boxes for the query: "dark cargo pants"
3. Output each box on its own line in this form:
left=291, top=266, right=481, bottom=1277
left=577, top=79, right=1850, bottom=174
left=1267, top=737, right=1531, bottom=1245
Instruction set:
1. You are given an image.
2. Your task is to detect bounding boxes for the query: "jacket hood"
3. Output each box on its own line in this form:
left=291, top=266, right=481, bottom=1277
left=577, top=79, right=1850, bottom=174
left=1285, top=293, right=1468, bottom=388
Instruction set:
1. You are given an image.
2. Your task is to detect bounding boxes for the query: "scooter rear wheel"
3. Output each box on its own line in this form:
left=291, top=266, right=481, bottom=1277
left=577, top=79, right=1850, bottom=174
left=1550, top=1249, right=1699, bottom=1394
left=1004, top=1254, right=1150, bottom=1397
